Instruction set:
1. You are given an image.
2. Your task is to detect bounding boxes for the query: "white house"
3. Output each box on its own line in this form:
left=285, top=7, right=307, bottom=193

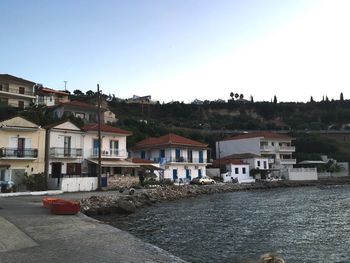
left=81, top=123, right=138, bottom=186
left=214, top=154, right=258, bottom=183
left=45, top=121, right=84, bottom=177
left=216, top=132, right=295, bottom=176
left=132, top=133, right=209, bottom=183
left=35, top=86, right=70, bottom=106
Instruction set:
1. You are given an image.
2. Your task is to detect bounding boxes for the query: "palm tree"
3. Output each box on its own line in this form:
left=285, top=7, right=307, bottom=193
left=230, top=92, right=234, bottom=100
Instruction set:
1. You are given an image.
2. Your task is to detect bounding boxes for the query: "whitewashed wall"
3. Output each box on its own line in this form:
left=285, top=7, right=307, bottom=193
left=288, top=168, right=317, bottom=181
left=216, top=138, right=260, bottom=158
left=48, top=177, right=98, bottom=192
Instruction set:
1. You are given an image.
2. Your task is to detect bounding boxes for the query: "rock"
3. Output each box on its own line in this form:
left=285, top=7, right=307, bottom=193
left=117, top=199, right=136, bottom=214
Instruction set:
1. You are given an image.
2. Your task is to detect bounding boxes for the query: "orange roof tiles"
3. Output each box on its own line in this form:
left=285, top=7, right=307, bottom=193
left=82, top=123, right=132, bottom=135
left=135, top=133, right=207, bottom=149
left=224, top=131, right=292, bottom=141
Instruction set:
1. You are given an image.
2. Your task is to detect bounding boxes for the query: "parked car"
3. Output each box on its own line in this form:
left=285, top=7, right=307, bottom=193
left=191, top=176, right=216, bottom=185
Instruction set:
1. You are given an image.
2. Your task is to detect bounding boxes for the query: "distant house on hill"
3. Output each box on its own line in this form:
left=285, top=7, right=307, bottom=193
left=0, top=74, right=36, bottom=109
left=126, top=95, right=153, bottom=104
left=35, top=86, right=70, bottom=106
left=49, top=100, right=117, bottom=124
left=132, top=133, right=209, bottom=183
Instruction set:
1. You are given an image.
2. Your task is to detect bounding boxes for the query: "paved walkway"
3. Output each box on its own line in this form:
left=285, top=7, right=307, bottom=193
left=0, top=193, right=187, bottom=263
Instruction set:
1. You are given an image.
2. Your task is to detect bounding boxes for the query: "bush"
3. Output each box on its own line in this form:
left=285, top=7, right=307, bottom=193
left=23, top=173, right=47, bottom=191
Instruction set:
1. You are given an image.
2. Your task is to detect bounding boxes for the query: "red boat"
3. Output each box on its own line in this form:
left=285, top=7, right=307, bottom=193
left=42, top=197, right=80, bottom=215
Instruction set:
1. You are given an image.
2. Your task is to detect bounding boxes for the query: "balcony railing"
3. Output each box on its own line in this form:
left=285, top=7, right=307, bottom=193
left=260, top=145, right=274, bottom=151
left=0, top=87, right=34, bottom=97
left=152, top=157, right=207, bottom=164
left=278, top=146, right=295, bottom=152
left=0, top=148, right=38, bottom=158
left=50, top=147, right=82, bottom=158
left=279, top=159, right=297, bottom=164
left=91, top=149, right=126, bottom=158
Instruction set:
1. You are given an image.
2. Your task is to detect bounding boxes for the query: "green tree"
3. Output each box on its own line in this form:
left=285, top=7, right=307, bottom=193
left=340, top=92, right=344, bottom=101
left=73, top=89, right=83, bottom=96
left=230, top=92, right=234, bottom=100
left=273, top=95, right=277, bottom=104
left=250, top=95, right=254, bottom=103
left=310, top=96, right=314, bottom=103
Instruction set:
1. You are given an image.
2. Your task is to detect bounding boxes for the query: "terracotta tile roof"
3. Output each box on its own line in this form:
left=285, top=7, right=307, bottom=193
left=82, top=123, right=132, bottom=135
left=213, top=158, right=246, bottom=166
left=0, top=74, right=35, bottom=85
left=37, top=87, right=70, bottom=96
left=59, top=100, right=98, bottom=110
left=224, top=131, right=292, bottom=141
left=222, top=153, right=261, bottom=159
left=135, top=133, right=208, bottom=149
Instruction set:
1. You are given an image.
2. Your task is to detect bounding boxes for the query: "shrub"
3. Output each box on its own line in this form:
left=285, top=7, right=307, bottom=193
left=23, top=173, right=47, bottom=191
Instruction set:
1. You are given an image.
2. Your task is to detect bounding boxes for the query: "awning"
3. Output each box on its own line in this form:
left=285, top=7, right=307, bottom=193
left=88, top=159, right=140, bottom=168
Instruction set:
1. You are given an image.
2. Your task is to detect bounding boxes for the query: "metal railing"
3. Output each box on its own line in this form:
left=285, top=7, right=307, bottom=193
left=278, top=146, right=295, bottom=152
left=278, top=159, right=297, bottom=164
left=152, top=157, right=206, bottom=164
left=0, top=86, right=34, bottom=96
left=91, top=148, right=126, bottom=158
left=0, top=148, right=38, bottom=158
left=50, top=147, right=83, bottom=158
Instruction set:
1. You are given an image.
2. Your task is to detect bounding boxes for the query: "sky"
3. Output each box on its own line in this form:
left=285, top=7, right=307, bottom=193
left=1, top=0, right=350, bottom=103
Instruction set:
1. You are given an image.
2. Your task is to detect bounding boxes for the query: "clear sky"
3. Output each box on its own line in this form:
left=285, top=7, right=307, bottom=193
left=1, top=0, right=350, bottom=103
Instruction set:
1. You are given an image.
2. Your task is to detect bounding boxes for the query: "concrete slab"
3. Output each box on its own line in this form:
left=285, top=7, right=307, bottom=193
left=0, top=216, right=37, bottom=252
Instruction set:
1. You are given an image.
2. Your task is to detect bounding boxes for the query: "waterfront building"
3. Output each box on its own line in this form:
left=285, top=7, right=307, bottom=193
left=216, top=132, right=296, bottom=176
left=81, top=123, right=137, bottom=185
left=0, top=116, right=45, bottom=189
left=214, top=153, right=268, bottom=182
left=45, top=121, right=84, bottom=188
left=132, top=133, right=209, bottom=183
left=0, top=74, right=36, bottom=109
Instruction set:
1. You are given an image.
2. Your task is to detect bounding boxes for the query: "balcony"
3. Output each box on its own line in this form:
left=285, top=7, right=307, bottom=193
left=91, top=149, right=126, bottom=158
left=0, top=148, right=38, bottom=159
left=279, top=159, right=297, bottom=165
left=278, top=146, right=295, bottom=152
left=152, top=157, right=207, bottom=164
left=50, top=148, right=82, bottom=158
left=0, top=87, right=35, bottom=98
left=260, top=145, right=274, bottom=152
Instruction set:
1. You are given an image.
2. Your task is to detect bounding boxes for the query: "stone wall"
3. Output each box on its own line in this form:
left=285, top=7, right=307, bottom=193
left=107, top=175, right=139, bottom=189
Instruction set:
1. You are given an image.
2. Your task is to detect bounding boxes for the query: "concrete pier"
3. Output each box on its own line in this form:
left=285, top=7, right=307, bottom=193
left=0, top=195, right=187, bottom=263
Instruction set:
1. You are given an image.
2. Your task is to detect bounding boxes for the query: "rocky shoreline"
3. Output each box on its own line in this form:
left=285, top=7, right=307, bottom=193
left=80, top=178, right=350, bottom=216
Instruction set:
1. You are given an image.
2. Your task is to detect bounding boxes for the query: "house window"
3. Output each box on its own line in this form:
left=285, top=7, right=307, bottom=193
left=160, top=149, right=165, bottom=158
left=263, top=161, right=267, bottom=169
left=187, top=150, right=193, bottom=162
left=19, top=87, right=25, bottom=94
left=235, top=167, right=239, bottom=174
left=0, top=97, right=8, bottom=105
left=271, top=142, right=274, bottom=146
left=18, top=101, right=24, bottom=109
left=66, top=163, right=81, bottom=175
left=75, top=112, right=85, bottom=119
left=64, top=136, right=71, bottom=156
left=242, top=167, right=246, bottom=174
left=141, top=151, right=145, bottom=159
left=257, top=160, right=261, bottom=167
left=110, top=140, right=119, bottom=156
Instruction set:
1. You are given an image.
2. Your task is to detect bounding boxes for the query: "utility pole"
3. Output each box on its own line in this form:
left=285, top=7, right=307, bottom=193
left=97, top=84, right=102, bottom=190
left=63, top=81, right=68, bottom=91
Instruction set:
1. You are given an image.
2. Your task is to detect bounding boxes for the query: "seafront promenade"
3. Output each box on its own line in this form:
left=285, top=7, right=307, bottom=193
left=0, top=193, right=187, bottom=263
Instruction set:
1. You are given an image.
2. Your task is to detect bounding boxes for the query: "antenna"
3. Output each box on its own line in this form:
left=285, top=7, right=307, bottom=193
left=63, top=81, right=68, bottom=91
